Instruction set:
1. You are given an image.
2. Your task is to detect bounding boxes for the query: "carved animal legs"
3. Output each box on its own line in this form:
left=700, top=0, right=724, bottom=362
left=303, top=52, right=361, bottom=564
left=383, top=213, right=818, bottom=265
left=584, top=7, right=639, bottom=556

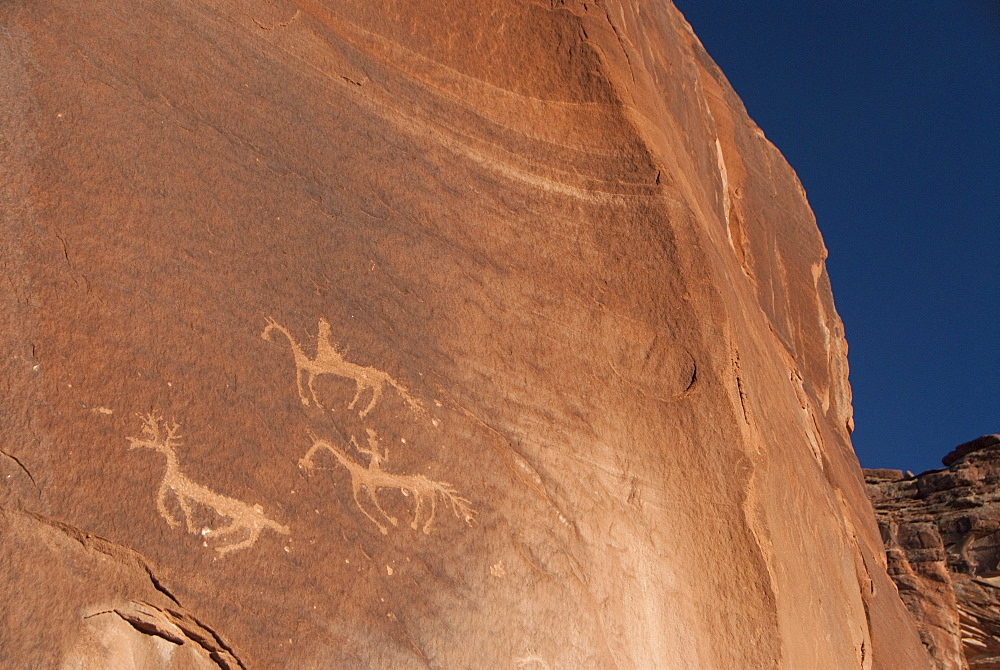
left=347, top=383, right=366, bottom=413
left=344, top=380, right=384, bottom=418
left=295, top=367, right=310, bottom=406
left=214, top=533, right=259, bottom=556
left=351, top=483, right=389, bottom=534
left=411, top=490, right=423, bottom=531
left=157, top=486, right=183, bottom=528
left=174, top=492, right=199, bottom=534
left=360, top=382, right=383, bottom=418
left=363, top=484, right=398, bottom=529
left=305, top=370, right=324, bottom=408
left=422, top=492, right=439, bottom=535
left=203, top=518, right=237, bottom=538
left=205, top=521, right=262, bottom=556
left=346, top=381, right=383, bottom=418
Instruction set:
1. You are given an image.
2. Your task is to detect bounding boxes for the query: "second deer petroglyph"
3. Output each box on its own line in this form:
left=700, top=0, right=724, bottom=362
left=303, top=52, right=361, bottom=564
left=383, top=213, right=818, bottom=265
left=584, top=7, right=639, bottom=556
left=299, top=429, right=474, bottom=535
left=262, top=316, right=422, bottom=418
left=127, top=413, right=290, bottom=556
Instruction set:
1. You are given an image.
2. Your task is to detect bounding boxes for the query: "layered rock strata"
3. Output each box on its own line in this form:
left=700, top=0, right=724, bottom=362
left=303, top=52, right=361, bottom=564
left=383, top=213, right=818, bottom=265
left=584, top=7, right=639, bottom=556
left=1, top=0, right=929, bottom=667
left=866, top=435, right=1000, bottom=670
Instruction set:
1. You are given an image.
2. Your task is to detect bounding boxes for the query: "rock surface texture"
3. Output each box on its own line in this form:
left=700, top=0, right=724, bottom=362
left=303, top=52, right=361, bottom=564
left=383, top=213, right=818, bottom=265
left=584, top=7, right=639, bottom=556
left=1, top=1, right=930, bottom=668
left=866, top=436, right=1000, bottom=670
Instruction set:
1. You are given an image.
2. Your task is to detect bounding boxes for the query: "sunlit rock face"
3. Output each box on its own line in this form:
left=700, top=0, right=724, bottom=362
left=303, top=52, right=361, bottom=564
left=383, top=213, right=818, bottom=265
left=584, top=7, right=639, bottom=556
left=1, top=1, right=930, bottom=667
left=867, top=435, right=1000, bottom=670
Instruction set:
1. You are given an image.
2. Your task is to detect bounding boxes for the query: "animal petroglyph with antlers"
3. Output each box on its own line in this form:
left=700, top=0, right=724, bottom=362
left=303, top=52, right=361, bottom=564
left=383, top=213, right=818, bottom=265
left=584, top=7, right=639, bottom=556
left=262, top=316, right=422, bottom=418
left=127, top=413, right=290, bottom=556
left=298, top=429, right=474, bottom=535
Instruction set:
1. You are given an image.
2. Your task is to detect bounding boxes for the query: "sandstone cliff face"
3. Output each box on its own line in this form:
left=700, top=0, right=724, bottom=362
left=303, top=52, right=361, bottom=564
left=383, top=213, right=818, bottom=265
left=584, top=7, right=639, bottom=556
left=1, top=1, right=929, bottom=667
left=866, top=436, right=1000, bottom=670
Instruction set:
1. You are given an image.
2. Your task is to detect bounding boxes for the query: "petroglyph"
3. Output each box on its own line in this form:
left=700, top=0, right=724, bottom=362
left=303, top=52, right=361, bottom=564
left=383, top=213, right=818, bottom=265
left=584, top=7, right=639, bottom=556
left=262, top=316, right=422, bottom=418
left=127, top=413, right=290, bottom=556
left=298, top=429, right=474, bottom=535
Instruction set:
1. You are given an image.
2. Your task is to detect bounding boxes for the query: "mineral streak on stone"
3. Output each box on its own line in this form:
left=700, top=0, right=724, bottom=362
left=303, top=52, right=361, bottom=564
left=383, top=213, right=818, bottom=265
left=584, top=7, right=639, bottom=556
left=1, top=0, right=929, bottom=667
left=866, top=436, right=1000, bottom=670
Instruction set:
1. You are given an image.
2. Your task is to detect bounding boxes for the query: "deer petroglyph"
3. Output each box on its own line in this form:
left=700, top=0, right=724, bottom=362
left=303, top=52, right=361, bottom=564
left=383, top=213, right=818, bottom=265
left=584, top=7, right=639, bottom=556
left=298, top=429, right=474, bottom=535
left=127, top=413, right=290, bottom=556
left=262, top=316, right=422, bottom=418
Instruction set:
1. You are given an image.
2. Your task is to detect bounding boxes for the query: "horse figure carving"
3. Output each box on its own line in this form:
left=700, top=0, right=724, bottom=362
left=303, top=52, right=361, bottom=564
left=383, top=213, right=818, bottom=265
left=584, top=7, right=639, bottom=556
left=262, top=316, right=422, bottom=418
left=298, top=429, right=474, bottom=535
left=127, top=413, right=290, bottom=556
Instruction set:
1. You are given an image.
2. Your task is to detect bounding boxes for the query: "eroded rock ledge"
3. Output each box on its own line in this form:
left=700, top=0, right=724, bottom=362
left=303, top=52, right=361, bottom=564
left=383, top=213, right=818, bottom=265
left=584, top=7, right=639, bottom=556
left=866, top=435, right=1000, bottom=670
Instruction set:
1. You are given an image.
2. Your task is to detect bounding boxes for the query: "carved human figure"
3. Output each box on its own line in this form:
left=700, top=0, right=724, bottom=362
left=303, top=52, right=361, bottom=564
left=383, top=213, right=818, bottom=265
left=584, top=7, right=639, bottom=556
left=298, top=429, right=474, bottom=535
left=261, top=316, right=422, bottom=418
left=127, top=413, right=290, bottom=556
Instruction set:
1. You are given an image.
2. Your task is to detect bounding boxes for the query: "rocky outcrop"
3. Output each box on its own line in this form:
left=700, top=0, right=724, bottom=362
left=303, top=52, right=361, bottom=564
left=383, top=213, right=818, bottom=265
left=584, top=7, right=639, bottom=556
left=2, top=0, right=929, bottom=667
left=866, top=436, right=1000, bottom=669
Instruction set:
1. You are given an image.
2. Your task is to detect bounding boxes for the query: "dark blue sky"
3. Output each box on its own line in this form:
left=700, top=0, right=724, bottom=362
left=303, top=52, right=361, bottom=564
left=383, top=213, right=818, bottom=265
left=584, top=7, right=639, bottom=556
left=673, top=1, right=1000, bottom=473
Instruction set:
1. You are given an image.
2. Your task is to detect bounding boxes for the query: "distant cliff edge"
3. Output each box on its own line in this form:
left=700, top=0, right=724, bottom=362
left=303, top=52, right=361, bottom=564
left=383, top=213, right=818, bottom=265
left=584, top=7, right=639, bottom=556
left=866, top=435, right=1000, bottom=669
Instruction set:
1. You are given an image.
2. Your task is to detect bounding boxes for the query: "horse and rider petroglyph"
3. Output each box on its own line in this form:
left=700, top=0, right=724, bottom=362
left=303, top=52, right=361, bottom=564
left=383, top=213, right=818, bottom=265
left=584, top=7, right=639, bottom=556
left=263, top=316, right=473, bottom=536
left=298, top=428, right=474, bottom=535
left=127, top=413, right=290, bottom=556
left=261, top=316, right=422, bottom=418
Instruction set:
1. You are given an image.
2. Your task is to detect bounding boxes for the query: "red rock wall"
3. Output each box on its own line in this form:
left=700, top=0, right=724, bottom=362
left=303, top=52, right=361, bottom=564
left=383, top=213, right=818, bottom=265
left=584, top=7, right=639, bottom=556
left=1, top=1, right=930, bottom=667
